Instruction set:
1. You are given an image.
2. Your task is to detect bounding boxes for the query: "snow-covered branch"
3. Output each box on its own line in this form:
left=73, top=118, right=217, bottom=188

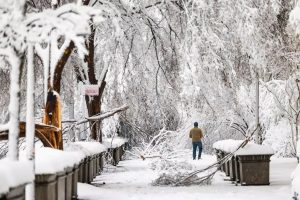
left=0, top=123, right=9, bottom=133
left=81, top=104, right=129, bottom=124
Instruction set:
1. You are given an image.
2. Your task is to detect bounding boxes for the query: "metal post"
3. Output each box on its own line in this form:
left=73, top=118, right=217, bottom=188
left=26, top=44, right=35, bottom=200
left=69, top=71, right=75, bottom=141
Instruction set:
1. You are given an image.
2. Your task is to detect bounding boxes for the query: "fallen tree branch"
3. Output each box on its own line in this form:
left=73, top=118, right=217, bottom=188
left=78, top=104, right=128, bottom=124
left=62, top=105, right=129, bottom=140
left=86, top=104, right=129, bottom=121
left=62, top=105, right=129, bottom=125
left=0, top=122, right=60, bottom=141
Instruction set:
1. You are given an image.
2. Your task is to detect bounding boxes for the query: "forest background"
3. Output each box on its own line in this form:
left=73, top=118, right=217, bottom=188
left=0, top=0, right=299, bottom=158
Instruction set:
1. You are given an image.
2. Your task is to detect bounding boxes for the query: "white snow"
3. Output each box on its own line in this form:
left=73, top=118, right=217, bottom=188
left=0, top=123, right=9, bottom=132
left=102, top=137, right=127, bottom=148
left=7, top=50, right=21, bottom=161
left=64, top=143, right=87, bottom=159
left=25, top=44, right=35, bottom=162
left=25, top=44, right=35, bottom=200
left=34, top=147, right=82, bottom=174
left=78, top=153, right=298, bottom=200
left=263, top=118, right=294, bottom=157
left=212, top=139, right=244, bottom=153
left=235, top=143, right=274, bottom=156
left=290, top=2, right=300, bottom=36
left=71, top=142, right=107, bottom=156
left=0, top=159, right=34, bottom=194
left=292, top=164, right=300, bottom=196
left=213, top=139, right=274, bottom=155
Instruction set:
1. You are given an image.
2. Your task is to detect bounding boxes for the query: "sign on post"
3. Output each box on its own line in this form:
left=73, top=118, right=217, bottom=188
left=83, top=85, right=99, bottom=96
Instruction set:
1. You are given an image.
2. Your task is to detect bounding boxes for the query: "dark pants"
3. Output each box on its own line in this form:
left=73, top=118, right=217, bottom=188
left=192, top=141, right=202, bottom=160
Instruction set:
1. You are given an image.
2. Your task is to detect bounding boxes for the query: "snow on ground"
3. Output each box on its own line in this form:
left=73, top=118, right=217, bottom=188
left=78, top=153, right=297, bottom=200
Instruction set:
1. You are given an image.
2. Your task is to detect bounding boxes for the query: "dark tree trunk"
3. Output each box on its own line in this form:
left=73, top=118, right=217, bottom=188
left=83, top=22, right=106, bottom=142
left=52, top=0, right=90, bottom=93
left=52, top=0, right=107, bottom=142
left=53, top=41, right=75, bottom=93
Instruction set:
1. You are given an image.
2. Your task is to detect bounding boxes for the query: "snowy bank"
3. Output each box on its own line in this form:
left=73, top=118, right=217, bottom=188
left=35, top=147, right=83, bottom=174
left=213, top=139, right=274, bottom=155
left=102, top=137, right=127, bottom=148
left=0, top=159, right=34, bottom=194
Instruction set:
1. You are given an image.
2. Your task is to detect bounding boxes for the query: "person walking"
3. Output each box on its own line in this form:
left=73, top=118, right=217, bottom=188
left=189, top=122, right=203, bottom=160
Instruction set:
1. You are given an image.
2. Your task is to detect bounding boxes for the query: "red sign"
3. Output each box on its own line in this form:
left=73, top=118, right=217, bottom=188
left=83, top=85, right=99, bottom=96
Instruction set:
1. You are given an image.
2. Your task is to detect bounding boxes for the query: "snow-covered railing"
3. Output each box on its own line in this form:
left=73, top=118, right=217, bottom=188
left=65, top=141, right=108, bottom=184
left=20, top=146, right=105, bottom=199
left=213, top=139, right=274, bottom=185
left=213, top=139, right=244, bottom=153
left=235, top=143, right=274, bottom=156
left=34, top=147, right=85, bottom=200
left=34, top=147, right=83, bottom=174
left=213, top=139, right=274, bottom=155
left=65, top=141, right=107, bottom=156
left=102, top=137, right=128, bottom=166
left=102, top=137, right=128, bottom=149
left=0, top=159, right=34, bottom=197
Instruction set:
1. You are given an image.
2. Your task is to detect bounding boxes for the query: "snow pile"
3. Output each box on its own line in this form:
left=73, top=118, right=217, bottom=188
left=212, top=139, right=244, bottom=153
left=71, top=141, right=107, bottom=155
left=0, top=159, right=34, bottom=194
left=102, top=137, right=127, bottom=148
left=235, top=143, right=274, bottom=156
left=292, top=164, right=300, bottom=197
left=35, top=147, right=82, bottom=174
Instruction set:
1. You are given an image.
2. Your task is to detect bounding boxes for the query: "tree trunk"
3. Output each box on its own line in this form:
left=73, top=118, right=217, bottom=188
left=85, top=81, right=106, bottom=141
left=53, top=41, right=75, bottom=93
left=83, top=21, right=107, bottom=142
left=51, top=0, right=104, bottom=142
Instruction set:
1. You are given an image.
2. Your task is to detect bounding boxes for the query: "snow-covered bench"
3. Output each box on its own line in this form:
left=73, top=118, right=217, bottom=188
left=213, top=139, right=274, bottom=185
left=103, top=137, right=128, bottom=166
left=0, top=159, right=34, bottom=200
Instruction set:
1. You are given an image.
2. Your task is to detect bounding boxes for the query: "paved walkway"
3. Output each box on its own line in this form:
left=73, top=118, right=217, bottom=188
left=78, top=155, right=298, bottom=200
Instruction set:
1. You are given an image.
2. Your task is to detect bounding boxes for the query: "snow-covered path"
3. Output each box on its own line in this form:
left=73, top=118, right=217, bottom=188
left=78, top=155, right=297, bottom=200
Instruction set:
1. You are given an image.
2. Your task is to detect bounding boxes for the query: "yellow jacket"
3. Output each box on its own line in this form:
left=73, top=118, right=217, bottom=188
left=189, top=127, right=203, bottom=142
